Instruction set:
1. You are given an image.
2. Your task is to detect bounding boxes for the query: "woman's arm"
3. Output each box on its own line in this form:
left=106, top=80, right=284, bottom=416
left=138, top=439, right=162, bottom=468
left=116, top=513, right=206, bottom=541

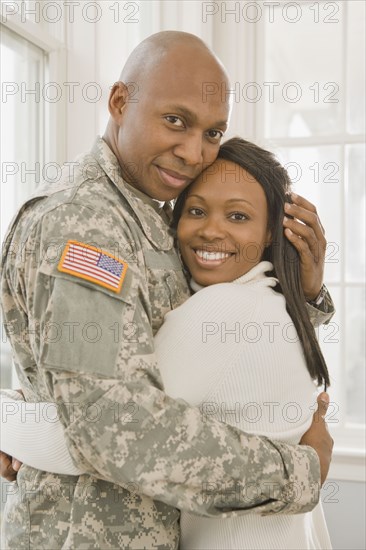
left=0, top=389, right=83, bottom=476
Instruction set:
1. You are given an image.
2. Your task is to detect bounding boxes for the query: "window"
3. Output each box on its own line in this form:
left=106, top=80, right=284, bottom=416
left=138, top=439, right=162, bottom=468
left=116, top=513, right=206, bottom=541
left=0, top=2, right=66, bottom=386
left=254, top=0, right=365, bottom=459
left=1, top=25, right=45, bottom=244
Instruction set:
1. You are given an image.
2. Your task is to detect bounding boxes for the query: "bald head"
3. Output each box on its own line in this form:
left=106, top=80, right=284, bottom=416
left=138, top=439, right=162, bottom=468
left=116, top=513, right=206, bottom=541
left=120, top=31, right=226, bottom=85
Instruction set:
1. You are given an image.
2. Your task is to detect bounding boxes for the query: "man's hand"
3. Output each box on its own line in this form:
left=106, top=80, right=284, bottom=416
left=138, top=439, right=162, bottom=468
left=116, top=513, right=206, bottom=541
left=283, top=193, right=326, bottom=301
left=300, top=392, right=334, bottom=486
left=0, top=452, right=22, bottom=482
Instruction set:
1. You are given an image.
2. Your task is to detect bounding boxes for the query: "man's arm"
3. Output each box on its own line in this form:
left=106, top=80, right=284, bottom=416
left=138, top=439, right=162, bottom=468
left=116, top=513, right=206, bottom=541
left=0, top=391, right=333, bottom=488
left=306, top=285, right=335, bottom=327
left=40, top=367, right=331, bottom=517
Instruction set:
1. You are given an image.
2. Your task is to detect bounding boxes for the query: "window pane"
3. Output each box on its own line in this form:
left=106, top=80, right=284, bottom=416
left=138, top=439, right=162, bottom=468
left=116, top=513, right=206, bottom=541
left=347, top=1, right=366, bottom=134
left=345, top=144, right=366, bottom=282
left=17, top=2, right=65, bottom=41
left=346, top=286, right=365, bottom=424
left=0, top=25, right=45, bottom=388
left=276, top=146, right=342, bottom=283
left=263, top=2, right=343, bottom=138
left=0, top=25, right=44, bottom=244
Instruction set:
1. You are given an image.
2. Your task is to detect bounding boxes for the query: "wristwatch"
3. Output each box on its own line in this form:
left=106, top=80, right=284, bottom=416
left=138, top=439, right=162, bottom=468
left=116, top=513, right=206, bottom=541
left=307, top=284, right=327, bottom=307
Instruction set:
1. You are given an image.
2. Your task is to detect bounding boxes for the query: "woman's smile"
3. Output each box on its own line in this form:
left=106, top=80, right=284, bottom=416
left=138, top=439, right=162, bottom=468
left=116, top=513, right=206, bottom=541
left=177, top=158, right=271, bottom=286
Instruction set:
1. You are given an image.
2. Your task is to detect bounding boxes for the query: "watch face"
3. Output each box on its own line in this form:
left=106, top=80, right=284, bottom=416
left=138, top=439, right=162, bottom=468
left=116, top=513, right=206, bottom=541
left=313, top=285, right=326, bottom=306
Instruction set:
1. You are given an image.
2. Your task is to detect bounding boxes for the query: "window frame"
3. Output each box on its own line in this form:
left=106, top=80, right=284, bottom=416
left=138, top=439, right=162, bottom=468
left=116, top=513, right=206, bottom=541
left=1, top=2, right=67, bottom=386
left=250, top=0, right=365, bottom=481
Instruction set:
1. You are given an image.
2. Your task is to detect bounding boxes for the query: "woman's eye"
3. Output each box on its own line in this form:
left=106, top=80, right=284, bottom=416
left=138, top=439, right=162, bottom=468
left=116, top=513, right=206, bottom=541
left=229, top=212, right=247, bottom=221
left=165, top=115, right=184, bottom=127
left=207, top=129, right=224, bottom=142
left=188, top=207, right=204, bottom=216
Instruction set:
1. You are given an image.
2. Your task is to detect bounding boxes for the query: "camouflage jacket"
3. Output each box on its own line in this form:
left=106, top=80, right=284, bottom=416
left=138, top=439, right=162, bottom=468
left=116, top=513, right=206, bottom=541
left=1, top=137, right=333, bottom=549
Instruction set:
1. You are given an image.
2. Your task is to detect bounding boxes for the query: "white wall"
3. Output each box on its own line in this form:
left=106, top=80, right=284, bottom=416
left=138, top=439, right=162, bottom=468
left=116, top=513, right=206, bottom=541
left=323, top=479, right=366, bottom=550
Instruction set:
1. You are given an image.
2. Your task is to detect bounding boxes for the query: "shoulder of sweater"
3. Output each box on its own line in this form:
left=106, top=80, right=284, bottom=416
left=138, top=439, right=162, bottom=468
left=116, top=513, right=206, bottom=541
left=191, top=278, right=278, bottom=303
left=162, top=271, right=287, bottom=331
left=168, top=281, right=262, bottom=324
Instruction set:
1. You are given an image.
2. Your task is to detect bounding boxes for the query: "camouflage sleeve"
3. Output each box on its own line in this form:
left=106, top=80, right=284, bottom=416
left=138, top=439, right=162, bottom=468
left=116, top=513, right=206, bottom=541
left=306, top=285, right=335, bottom=328
left=22, top=205, right=321, bottom=517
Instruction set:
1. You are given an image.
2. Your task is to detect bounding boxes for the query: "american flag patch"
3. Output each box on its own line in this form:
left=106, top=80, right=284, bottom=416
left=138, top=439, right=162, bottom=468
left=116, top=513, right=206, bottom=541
left=58, top=240, right=128, bottom=293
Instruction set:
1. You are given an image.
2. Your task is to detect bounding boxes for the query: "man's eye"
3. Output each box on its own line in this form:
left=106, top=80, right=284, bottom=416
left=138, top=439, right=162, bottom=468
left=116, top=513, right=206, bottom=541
left=207, top=129, right=224, bottom=142
left=165, top=116, right=184, bottom=127
left=229, top=212, right=247, bottom=221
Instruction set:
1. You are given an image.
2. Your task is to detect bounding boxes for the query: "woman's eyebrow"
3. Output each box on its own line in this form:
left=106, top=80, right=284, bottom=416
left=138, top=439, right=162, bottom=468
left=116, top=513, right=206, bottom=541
left=186, top=195, right=255, bottom=208
left=226, top=198, right=254, bottom=207
left=186, top=193, right=205, bottom=201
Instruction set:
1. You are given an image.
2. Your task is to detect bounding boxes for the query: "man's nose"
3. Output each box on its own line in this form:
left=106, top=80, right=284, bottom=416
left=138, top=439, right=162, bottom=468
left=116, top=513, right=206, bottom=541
left=173, top=132, right=204, bottom=167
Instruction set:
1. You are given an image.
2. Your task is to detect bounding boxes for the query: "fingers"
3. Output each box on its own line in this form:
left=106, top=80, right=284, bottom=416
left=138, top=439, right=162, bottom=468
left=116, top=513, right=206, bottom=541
left=12, top=458, right=22, bottom=471
left=317, top=392, right=330, bottom=420
left=289, top=193, right=316, bottom=213
left=290, top=192, right=323, bottom=232
left=310, top=393, right=330, bottom=425
left=283, top=225, right=316, bottom=259
left=0, top=452, right=18, bottom=482
left=284, top=202, right=326, bottom=249
left=300, top=392, right=334, bottom=485
left=318, top=392, right=330, bottom=405
left=287, top=192, right=325, bottom=234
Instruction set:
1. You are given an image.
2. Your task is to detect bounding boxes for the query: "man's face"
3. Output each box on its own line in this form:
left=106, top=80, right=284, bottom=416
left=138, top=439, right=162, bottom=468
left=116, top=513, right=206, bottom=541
left=116, top=50, right=230, bottom=201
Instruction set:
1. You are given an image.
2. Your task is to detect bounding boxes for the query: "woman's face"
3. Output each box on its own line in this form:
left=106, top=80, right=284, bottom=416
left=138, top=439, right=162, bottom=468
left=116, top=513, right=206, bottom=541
left=177, top=158, right=271, bottom=286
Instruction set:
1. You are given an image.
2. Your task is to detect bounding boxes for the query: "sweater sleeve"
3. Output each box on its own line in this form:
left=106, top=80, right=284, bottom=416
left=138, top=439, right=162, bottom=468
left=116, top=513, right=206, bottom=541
left=0, top=389, right=83, bottom=476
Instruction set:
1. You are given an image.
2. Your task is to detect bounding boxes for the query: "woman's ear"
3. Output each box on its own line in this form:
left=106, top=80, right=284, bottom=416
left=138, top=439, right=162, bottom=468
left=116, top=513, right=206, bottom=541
left=108, top=81, right=129, bottom=124
left=265, top=228, right=272, bottom=248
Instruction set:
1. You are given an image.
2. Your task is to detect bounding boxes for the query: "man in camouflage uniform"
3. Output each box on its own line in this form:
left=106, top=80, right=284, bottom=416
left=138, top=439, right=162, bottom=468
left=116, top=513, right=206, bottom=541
left=1, top=32, right=334, bottom=549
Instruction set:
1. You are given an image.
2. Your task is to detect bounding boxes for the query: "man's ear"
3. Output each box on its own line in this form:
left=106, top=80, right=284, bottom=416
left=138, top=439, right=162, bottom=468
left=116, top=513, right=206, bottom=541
left=108, top=81, right=129, bottom=123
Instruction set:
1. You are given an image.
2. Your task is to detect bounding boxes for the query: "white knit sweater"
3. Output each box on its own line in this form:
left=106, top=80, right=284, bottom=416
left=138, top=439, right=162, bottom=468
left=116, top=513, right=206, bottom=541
left=155, top=261, right=331, bottom=550
left=0, top=261, right=331, bottom=549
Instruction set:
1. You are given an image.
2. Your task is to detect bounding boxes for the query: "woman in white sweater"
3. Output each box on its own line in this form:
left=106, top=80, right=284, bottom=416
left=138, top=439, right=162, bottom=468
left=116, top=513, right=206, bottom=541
left=1, top=138, right=332, bottom=549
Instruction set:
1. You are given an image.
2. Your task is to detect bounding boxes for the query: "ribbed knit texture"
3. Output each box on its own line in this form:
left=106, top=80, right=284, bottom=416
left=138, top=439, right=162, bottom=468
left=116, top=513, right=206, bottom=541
left=0, top=389, right=82, bottom=475
left=155, top=261, right=332, bottom=550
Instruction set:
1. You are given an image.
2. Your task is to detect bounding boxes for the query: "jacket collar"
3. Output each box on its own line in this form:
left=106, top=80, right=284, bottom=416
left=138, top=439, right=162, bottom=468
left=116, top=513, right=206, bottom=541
left=91, top=137, right=174, bottom=250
